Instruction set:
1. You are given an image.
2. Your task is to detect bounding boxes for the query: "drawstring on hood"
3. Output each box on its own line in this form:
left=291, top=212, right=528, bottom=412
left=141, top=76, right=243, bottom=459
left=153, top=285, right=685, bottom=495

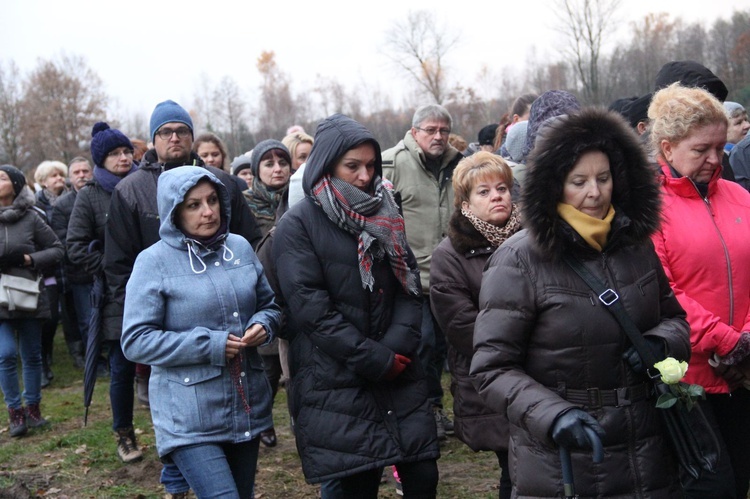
left=184, top=237, right=235, bottom=274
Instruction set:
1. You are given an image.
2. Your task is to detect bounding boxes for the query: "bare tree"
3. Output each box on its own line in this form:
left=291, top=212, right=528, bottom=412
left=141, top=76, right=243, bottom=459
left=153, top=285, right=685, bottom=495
left=383, top=10, right=459, bottom=105
left=0, top=61, right=24, bottom=167
left=19, top=54, right=107, bottom=168
left=212, top=76, right=249, bottom=157
left=555, top=0, right=621, bottom=104
left=255, top=51, right=299, bottom=140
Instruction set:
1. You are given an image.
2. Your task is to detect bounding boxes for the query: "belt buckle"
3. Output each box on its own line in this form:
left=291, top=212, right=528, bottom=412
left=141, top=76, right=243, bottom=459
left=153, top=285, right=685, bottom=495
left=587, top=387, right=603, bottom=408
left=598, top=289, right=619, bottom=306
left=615, top=387, right=631, bottom=407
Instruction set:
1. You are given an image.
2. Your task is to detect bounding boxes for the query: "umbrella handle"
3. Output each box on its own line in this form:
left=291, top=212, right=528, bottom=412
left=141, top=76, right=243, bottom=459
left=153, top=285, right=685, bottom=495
left=583, top=426, right=604, bottom=463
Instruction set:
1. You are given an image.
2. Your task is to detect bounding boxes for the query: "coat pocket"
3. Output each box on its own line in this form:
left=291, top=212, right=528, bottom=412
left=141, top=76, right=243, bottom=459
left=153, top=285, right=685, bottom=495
left=312, top=347, right=365, bottom=390
left=166, top=366, right=225, bottom=434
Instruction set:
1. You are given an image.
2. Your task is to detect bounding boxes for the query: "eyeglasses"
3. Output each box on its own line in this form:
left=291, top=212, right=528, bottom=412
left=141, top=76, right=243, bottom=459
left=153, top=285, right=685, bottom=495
left=106, top=148, right=134, bottom=158
left=156, top=127, right=192, bottom=140
left=415, top=126, right=451, bottom=136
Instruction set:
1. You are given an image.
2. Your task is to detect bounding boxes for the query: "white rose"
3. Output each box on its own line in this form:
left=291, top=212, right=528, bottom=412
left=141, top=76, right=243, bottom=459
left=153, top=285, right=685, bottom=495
left=654, top=357, right=688, bottom=385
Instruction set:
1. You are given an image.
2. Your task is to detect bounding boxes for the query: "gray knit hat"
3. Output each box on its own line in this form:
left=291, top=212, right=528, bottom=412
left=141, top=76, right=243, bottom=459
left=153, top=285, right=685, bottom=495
left=505, top=121, right=528, bottom=163
left=250, top=140, right=291, bottom=177
left=523, top=91, right=580, bottom=161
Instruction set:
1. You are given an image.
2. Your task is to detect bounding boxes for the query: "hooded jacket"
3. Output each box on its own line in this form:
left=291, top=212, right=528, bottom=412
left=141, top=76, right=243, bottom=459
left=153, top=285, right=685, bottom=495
left=121, top=166, right=279, bottom=457
left=471, top=109, right=690, bottom=498
left=652, top=160, right=750, bottom=394
left=104, top=149, right=262, bottom=337
left=0, top=186, right=63, bottom=320
left=273, top=114, right=439, bottom=484
left=382, top=130, right=462, bottom=293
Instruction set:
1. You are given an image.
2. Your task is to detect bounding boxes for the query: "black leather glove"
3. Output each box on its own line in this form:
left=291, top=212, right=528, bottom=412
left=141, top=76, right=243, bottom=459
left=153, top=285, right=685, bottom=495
left=0, top=251, right=25, bottom=270
left=623, top=336, right=665, bottom=373
left=551, top=408, right=605, bottom=449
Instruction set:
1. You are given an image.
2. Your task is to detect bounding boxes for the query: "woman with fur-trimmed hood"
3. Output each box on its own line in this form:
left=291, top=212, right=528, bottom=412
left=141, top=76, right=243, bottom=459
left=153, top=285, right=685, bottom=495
left=471, top=108, right=690, bottom=498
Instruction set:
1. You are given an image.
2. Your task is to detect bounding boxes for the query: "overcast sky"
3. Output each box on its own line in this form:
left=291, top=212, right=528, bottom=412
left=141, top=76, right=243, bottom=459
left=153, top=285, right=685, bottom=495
left=1, top=0, right=747, bottom=121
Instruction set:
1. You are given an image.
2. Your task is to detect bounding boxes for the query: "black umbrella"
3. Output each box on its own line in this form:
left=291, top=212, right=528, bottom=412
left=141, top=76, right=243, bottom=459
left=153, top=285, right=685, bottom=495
left=83, top=273, right=105, bottom=425
left=559, top=426, right=604, bottom=499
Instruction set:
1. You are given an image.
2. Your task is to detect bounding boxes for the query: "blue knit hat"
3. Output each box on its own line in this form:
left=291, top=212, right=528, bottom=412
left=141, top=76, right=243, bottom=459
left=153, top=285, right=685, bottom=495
left=90, top=122, right=134, bottom=168
left=149, top=100, right=193, bottom=143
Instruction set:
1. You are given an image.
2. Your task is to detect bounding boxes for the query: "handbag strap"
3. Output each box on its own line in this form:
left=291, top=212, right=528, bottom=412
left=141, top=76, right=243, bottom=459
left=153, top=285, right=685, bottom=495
left=563, top=254, right=661, bottom=370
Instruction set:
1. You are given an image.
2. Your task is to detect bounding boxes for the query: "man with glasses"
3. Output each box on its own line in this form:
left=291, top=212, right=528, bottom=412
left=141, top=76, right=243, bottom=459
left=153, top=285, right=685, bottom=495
left=104, top=100, right=261, bottom=499
left=382, top=104, right=462, bottom=441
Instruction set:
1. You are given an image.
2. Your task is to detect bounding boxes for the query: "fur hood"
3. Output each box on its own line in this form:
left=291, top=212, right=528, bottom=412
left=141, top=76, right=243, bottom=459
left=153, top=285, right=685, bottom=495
left=522, top=107, right=661, bottom=255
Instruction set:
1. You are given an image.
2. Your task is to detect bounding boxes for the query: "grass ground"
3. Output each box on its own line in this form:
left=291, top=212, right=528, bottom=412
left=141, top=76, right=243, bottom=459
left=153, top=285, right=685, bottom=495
left=0, top=333, right=501, bottom=498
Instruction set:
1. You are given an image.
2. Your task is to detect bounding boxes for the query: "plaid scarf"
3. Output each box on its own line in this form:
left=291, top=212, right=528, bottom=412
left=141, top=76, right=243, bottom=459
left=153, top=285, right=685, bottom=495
left=461, top=203, right=522, bottom=247
left=312, top=174, right=420, bottom=296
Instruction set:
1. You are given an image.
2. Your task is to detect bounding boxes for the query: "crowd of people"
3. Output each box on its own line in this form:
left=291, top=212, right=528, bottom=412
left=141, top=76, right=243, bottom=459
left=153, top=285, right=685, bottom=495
left=1, top=58, right=750, bottom=498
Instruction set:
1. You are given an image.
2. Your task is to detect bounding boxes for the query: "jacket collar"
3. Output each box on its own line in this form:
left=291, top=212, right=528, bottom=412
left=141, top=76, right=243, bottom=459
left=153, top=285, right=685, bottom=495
left=447, top=211, right=494, bottom=257
left=658, top=158, right=722, bottom=199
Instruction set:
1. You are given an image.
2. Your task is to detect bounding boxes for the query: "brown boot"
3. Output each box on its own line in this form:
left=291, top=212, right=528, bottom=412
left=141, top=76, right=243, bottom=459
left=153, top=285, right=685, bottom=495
left=115, top=427, right=143, bottom=463
left=8, top=407, right=27, bottom=438
left=24, top=404, right=49, bottom=428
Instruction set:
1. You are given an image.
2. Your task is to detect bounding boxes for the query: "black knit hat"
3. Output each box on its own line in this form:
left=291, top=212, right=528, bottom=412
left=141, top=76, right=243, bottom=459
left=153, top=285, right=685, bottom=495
left=0, top=164, right=27, bottom=197
left=90, top=122, right=134, bottom=168
left=654, top=61, right=728, bottom=102
left=620, top=93, right=652, bottom=129
left=478, top=124, right=499, bottom=146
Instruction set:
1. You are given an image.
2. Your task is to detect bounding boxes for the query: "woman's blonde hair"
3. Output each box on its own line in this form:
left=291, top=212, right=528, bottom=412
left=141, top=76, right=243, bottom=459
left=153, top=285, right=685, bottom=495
left=452, top=152, right=513, bottom=210
left=282, top=131, right=314, bottom=162
left=34, top=160, right=67, bottom=184
left=649, top=83, right=728, bottom=157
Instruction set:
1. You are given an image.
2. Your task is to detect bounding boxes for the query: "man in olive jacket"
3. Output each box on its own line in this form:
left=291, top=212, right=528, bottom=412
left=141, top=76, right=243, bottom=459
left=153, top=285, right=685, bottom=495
left=381, top=104, right=462, bottom=439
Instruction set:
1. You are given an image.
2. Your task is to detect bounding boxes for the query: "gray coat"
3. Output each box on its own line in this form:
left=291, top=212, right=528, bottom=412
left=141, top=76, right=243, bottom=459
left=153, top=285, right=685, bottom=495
left=121, top=166, right=279, bottom=457
left=0, top=187, right=64, bottom=320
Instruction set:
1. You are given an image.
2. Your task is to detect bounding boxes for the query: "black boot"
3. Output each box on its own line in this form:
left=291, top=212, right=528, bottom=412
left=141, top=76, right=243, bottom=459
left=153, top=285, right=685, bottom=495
left=41, top=354, right=53, bottom=388
left=67, top=340, right=85, bottom=369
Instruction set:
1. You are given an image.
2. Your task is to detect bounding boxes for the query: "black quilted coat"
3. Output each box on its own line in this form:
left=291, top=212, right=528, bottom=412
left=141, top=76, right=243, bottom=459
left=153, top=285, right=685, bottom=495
left=273, top=114, right=439, bottom=484
left=470, top=109, right=691, bottom=498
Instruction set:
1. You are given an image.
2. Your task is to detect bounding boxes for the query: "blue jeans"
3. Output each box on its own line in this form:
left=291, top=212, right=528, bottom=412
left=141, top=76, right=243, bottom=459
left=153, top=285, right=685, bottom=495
left=106, top=340, right=135, bottom=430
left=161, top=462, right=191, bottom=494
left=70, top=283, right=93, bottom=346
left=0, top=319, right=43, bottom=409
left=170, top=438, right=260, bottom=498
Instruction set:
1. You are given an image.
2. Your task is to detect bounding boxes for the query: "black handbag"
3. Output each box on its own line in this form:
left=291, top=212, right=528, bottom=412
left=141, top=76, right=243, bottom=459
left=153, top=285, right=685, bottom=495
left=563, top=254, right=721, bottom=480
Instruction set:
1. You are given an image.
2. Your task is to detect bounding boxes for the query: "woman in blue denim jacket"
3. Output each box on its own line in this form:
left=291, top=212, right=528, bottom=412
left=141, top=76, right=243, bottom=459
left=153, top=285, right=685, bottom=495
left=122, top=165, right=280, bottom=498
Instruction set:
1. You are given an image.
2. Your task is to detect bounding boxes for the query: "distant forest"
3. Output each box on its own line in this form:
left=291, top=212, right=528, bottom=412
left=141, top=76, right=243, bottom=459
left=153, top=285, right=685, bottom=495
left=1, top=7, right=748, bottom=171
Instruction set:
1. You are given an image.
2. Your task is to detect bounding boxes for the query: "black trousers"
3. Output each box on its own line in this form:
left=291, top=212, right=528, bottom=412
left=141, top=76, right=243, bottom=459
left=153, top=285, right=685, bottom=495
left=338, top=459, right=439, bottom=498
left=681, top=389, right=750, bottom=499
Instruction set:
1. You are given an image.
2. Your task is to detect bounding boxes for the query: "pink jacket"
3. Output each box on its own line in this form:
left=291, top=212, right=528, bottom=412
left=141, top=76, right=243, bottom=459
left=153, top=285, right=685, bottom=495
left=652, top=161, right=750, bottom=393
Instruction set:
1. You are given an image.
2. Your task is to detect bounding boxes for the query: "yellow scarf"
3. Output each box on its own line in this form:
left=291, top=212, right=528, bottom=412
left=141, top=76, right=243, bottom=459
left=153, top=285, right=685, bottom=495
left=556, top=203, right=615, bottom=251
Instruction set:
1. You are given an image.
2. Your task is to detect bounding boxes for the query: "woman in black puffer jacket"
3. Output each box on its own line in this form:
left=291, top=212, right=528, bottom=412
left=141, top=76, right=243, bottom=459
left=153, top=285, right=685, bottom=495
left=0, top=165, right=63, bottom=437
left=471, top=108, right=690, bottom=498
left=273, top=114, right=439, bottom=498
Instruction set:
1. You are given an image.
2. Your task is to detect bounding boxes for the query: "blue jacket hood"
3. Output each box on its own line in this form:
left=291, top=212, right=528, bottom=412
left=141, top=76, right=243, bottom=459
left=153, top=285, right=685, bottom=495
left=157, top=165, right=232, bottom=247
left=302, top=114, right=382, bottom=195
